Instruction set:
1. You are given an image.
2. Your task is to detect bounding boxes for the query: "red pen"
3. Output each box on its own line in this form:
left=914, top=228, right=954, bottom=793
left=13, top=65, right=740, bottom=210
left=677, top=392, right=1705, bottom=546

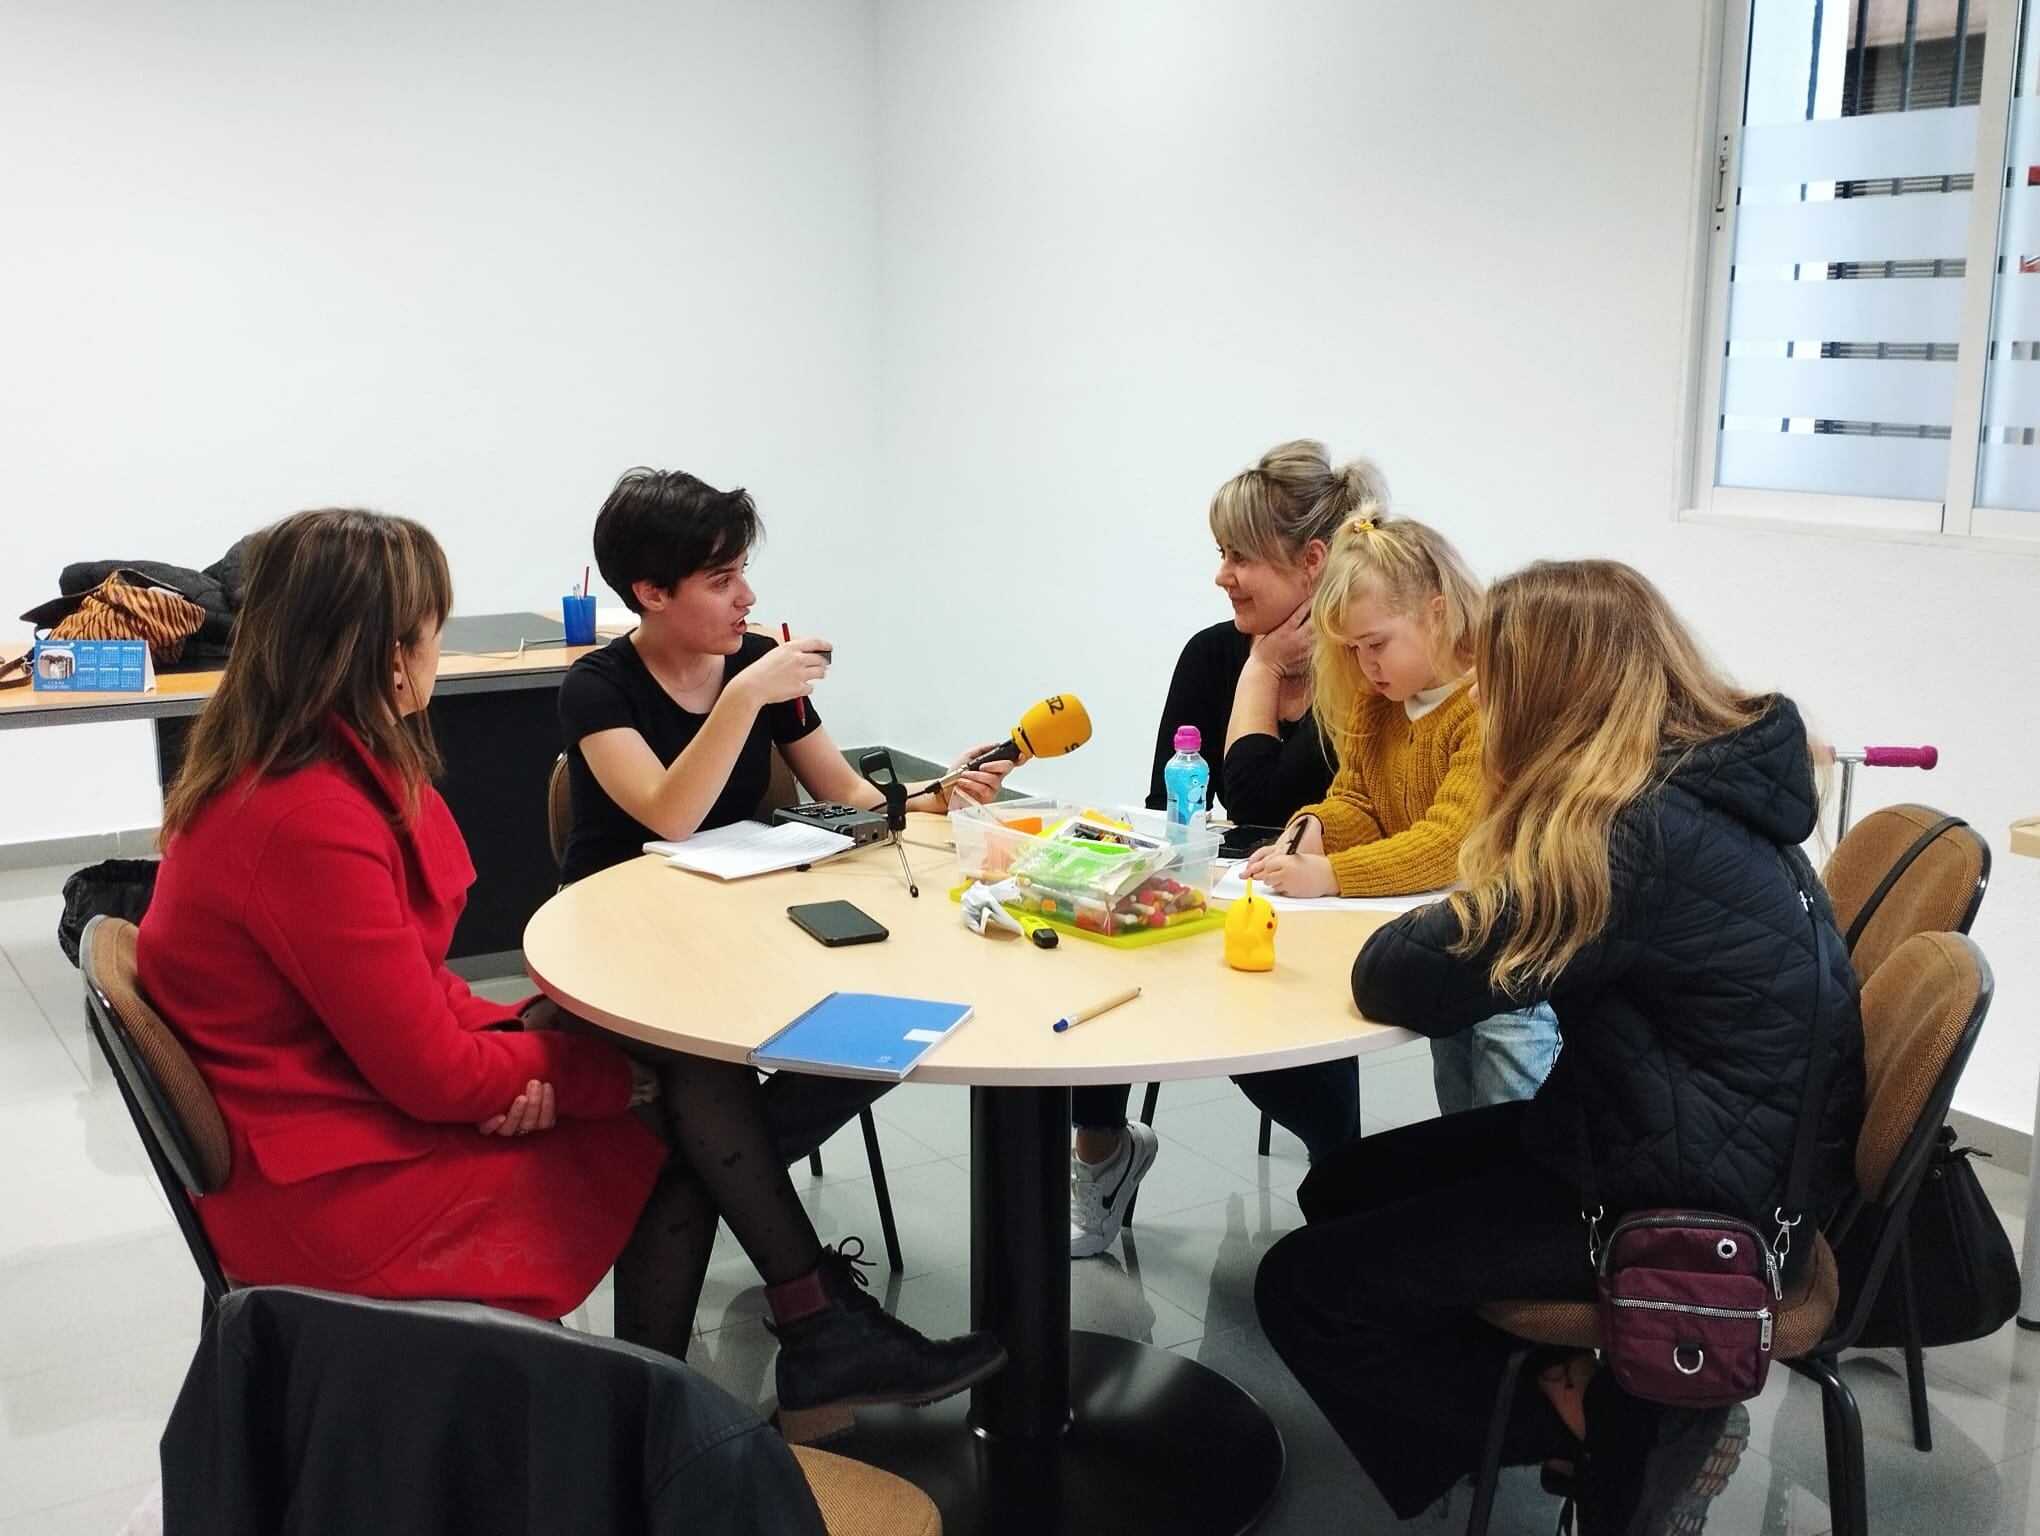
left=782, top=621, right=805, bottom=725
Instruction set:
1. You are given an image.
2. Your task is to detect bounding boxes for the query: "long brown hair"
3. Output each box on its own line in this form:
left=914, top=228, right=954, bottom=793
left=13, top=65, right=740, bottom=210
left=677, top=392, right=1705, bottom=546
left=1449, top=560, right=1772, bottom=993
left=159, top=509, right=453, bottom=838
left=1311, top=510, right=1484, bottom=761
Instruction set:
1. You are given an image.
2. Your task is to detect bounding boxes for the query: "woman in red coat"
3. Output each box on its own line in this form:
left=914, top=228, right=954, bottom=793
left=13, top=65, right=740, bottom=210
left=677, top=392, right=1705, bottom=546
left=138, top=507, right=1002, bottom=1441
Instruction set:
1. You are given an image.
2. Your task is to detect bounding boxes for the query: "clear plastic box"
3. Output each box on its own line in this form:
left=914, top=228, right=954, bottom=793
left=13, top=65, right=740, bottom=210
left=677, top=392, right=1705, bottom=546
left=948, top=797, right=1223, bottom=946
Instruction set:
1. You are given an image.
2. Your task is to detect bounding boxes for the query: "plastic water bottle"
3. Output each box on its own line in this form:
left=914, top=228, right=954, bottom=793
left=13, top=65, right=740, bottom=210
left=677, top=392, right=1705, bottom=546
left=1163, top=725, right=1210, bottom=843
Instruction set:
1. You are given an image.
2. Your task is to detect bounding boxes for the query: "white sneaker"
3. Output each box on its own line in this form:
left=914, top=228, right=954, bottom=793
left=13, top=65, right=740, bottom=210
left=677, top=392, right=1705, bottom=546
left=1069, top=1121, right=1160, bottom=1259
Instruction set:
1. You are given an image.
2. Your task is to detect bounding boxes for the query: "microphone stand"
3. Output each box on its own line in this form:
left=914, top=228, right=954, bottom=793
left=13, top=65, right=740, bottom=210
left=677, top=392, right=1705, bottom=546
left=857, top=749, right=920, bottom=898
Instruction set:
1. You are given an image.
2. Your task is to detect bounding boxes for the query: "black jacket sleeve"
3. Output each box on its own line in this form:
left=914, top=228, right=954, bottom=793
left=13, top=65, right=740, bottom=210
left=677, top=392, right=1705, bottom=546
left=1220, top=716, right=1334, bottom=828
left=1351, top=807, right=1667, bottom=1036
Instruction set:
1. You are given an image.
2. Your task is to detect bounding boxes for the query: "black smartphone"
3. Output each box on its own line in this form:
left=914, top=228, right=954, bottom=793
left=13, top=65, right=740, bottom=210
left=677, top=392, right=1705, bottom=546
left=788, top=900, right=889, bottom=947
left=1219, top=823, right=1287, bottom=860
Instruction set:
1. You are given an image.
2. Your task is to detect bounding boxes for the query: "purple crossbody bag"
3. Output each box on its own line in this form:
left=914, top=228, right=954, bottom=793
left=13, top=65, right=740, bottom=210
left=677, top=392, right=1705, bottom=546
left=1581, top=858, right=1834, bottom=1409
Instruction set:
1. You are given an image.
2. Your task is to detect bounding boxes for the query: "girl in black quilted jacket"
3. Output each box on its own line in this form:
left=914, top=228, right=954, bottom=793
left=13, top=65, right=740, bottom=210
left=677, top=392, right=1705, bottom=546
left=1254, top=559, right=1864, bottom=1536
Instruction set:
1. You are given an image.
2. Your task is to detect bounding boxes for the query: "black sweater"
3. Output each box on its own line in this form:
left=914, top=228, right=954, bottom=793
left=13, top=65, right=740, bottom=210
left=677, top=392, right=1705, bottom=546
left=1352, top=698, right=1865, bottom=1229
left=1144, top=621, right=1335, bottom=827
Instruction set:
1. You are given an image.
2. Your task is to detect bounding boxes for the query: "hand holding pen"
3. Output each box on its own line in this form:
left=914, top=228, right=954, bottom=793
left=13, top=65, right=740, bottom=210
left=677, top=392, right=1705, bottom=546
left=781, top=622, right=805, bottom=726
left=1277, top=815, right=1324, bottom=858
left=1238, top=814, right=1335, bottom=897
left=735, top=632, right=831, bottom=712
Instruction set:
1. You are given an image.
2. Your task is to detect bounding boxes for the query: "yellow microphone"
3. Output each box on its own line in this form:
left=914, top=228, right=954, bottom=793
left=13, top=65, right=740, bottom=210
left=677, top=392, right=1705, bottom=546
left=948, top=695, right=1093, bottom=777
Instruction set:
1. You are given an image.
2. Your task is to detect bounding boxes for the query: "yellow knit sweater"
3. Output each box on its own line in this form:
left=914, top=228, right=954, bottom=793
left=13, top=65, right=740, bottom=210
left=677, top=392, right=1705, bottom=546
left=1293, top=681, right=1482, bottom=898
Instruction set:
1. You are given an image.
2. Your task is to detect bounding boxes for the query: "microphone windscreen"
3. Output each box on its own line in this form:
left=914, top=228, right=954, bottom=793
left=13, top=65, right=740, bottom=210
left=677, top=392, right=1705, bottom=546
left=1012, top=695, right=1091, bottom=759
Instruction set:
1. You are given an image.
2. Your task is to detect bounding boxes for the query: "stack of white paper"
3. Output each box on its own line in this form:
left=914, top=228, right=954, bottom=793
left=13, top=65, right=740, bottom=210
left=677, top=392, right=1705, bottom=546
left=1209, top=861, right=1451, bottom=915
left=646, top=821, right=856, bottom=880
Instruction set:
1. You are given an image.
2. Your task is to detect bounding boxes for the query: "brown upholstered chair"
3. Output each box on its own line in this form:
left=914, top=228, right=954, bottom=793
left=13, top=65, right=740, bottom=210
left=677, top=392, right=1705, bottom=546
left=792, top=1446, right=942, bottom=1536
left=546, top=750, right=575, bottom=873
left=545, top=751, right=906, bottom=1273
left=1821, top=803, right=1991, bottom=1452
left=122, top=1438, right=939, bottom=1536
left=1822, top=804, right=1989, bottom=981
left=758, top=743, right=801, bottom=818
left=546, top=746, right=805, bottom=871
left=80, top=914, right=234, bottom=1304
left=1463, top=932, right=1994, bottom=1536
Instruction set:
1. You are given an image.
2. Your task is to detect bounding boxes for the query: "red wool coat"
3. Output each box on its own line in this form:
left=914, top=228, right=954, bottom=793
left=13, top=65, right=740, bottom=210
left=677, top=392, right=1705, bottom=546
left=137, top=722, right=664, bottom=1319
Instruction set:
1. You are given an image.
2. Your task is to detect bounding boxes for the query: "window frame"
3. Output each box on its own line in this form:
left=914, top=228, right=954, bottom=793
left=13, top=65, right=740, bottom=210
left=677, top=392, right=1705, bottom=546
left=1681, top=0, right=2037, bottom=550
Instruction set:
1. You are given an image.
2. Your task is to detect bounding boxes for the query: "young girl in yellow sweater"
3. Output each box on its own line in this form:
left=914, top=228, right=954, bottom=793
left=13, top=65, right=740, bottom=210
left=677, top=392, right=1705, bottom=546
left=1241, top=510, right=1559, bottom=1112
left=1242, top=510, right=1483, bottom=898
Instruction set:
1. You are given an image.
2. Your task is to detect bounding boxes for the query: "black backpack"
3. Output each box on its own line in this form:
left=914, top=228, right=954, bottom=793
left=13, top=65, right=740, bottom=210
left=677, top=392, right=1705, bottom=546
left=57, top=858, right=159, bottom=966
left=1835, top=1125, right=2021, bottom=1348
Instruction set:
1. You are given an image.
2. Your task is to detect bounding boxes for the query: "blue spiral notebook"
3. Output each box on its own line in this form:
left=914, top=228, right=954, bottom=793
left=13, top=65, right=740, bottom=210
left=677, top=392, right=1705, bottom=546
left=750, top=992, right=975, bottom=1081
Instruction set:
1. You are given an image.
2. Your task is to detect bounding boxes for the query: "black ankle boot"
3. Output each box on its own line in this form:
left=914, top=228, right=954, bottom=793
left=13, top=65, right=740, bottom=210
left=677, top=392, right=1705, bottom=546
left=772, top=1238, right=1008, bottom=1443
left=1575, top=1395, right=1746, bottom=1536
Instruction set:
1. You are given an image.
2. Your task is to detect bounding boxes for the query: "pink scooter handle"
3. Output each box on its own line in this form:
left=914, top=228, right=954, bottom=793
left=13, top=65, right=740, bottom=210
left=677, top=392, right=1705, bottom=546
left=1861, top=745, right=1938, bottom=770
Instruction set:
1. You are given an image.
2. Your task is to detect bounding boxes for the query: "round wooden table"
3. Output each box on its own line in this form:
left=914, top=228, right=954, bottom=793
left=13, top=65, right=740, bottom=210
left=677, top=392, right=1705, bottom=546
left=524, top=817, right=1414, bottom=1536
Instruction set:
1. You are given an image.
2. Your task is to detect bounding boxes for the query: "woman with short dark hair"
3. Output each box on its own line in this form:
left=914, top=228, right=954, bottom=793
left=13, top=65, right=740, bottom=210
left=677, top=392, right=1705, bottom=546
left=559, top=467, right=1011, bottom=885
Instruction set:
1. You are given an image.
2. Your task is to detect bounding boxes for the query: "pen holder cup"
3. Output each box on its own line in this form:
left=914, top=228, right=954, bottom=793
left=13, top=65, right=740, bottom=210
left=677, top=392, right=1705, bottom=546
left=562, top=595, right=598, bottom=647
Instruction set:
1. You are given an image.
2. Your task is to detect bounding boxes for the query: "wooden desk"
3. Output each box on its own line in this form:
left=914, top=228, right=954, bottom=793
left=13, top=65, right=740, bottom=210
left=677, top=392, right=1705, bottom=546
left=0, top=623, right=605, bottom=729
left=525, top=819, right=1415, bottom=1536
left=2012, top=816, right=2040, bottom=861
left=1, top=614, right=619, bottom=967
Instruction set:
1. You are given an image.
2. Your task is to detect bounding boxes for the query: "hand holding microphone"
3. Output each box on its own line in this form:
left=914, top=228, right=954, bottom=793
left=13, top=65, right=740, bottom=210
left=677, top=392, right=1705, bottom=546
left=942, top=747, right=1016, bottom=808
left=938, top=695, right=1094, bottom=784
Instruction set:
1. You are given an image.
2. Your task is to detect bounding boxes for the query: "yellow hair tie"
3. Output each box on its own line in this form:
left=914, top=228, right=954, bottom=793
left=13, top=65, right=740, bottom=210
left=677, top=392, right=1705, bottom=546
left=1349, top=516, right=1377, bottom=534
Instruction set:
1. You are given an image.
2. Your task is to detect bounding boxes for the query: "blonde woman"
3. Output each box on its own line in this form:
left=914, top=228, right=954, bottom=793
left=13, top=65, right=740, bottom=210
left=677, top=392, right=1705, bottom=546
left=1141, top=441, right=1379, bottom=825
left=1254, top=561, right=1864, bottom=1533
left=1240, top=512, right=1560, bottom=1116
left=1071, top=442, right=1376, bottom=1259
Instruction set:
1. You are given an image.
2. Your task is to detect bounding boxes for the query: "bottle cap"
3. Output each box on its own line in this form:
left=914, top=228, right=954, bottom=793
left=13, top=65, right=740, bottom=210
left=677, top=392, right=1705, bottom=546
left=1173, top=725, right=1201, bottom=753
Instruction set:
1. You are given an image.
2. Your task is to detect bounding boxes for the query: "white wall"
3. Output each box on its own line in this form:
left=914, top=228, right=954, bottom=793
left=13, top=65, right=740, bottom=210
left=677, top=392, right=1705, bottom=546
left=0, top=0, right=884, bottom=842
left=873, top=0, right=2040, bottom=1132
left=10, top=0, right=2038, bottom=1135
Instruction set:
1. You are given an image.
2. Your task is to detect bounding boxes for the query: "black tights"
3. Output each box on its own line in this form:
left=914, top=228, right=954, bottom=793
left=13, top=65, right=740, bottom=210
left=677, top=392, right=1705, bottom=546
left=612, top=1053, right=825, bottom=1360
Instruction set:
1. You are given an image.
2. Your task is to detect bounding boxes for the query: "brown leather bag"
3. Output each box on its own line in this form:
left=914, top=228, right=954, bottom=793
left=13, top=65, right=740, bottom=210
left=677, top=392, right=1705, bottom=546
left=45, top=570, right=206, bottom=664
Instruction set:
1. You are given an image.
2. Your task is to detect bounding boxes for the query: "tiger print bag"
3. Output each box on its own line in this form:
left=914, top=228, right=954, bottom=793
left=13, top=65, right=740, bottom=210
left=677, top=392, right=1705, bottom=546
left=44, top=569, right=206, bottom=664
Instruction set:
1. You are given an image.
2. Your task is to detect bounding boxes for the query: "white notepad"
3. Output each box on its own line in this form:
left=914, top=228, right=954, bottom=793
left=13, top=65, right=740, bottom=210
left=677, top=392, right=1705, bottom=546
left=645, top=821, right=856, bottom=880
left=1210, top=861, right=1452, bottom=915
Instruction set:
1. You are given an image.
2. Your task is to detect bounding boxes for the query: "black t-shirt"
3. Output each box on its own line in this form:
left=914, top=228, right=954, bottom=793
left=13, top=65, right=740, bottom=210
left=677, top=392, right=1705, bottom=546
left=1143, top=620, right=1334, bottom=829
left=556, top=632, right=821, bottom=884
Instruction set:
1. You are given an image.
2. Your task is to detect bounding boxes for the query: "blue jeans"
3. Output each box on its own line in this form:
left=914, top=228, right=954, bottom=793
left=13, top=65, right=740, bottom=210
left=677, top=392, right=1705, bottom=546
left=1428, top=1004, right=1559, bottom=1116
left=1071, top=1058, right=1362, bottom=1164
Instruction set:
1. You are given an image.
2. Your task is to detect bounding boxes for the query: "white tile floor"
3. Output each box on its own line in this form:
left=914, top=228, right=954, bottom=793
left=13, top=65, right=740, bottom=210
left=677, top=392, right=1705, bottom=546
left=2, top=856, right=2036, bottom=1534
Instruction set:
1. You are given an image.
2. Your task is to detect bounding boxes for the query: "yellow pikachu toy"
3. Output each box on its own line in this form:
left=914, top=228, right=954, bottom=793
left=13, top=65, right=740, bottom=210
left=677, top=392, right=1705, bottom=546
left=1224, top=879, right=1278, bottom=972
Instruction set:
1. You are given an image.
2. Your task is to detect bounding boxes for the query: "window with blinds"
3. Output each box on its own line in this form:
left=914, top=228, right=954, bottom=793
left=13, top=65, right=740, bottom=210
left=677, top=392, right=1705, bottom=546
left=1695, top=0, right=2040, bottom=540
left=1976, top=17, right=2040, bottom=522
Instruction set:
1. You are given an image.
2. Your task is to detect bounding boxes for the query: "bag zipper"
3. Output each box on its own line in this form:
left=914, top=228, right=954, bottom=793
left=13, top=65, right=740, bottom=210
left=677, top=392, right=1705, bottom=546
left=1608, top=1296, right=1775, bottom=1350
left=1608, top=1213, right=1760, bottom=1236
left=1603, top=1214, right=1784, bottom=1300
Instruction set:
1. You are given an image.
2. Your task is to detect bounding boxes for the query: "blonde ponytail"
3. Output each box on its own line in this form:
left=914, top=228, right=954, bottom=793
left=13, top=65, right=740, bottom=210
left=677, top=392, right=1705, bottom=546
left=1209, top=440, right=1392, bottom=565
